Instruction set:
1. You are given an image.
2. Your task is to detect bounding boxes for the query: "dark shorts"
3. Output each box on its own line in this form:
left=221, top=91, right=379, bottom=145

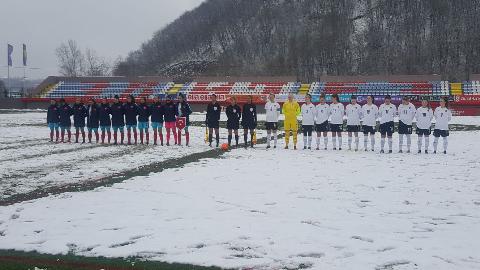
left=242, top=123, right=257, bottom=130
left=416, top=128, right=431, bottom=136
left=227, top=121, right=239, bottom=130
left=302, top=125, right=314, bottom=135
left=207, top=121, right=220, bottom=129
left=315, top=121, right=329, bottom=132
left=347, top=125, right=360, bottom=132
left=265, top=122, right=278, bottom=131
left=398, top=121, right=413, bottom=135
left=330, top=123, right=343, bottom=132
left=362, top=125, right=376, bottom=135
left=433, top=129, right=449, bottom=137
left=379, top=121, right=394, bottom=136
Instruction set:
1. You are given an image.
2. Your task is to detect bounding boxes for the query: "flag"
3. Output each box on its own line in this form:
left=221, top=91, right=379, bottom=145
left=7, top=44, right=13, bottom=67
left=23, top=44, right=27, bottom=66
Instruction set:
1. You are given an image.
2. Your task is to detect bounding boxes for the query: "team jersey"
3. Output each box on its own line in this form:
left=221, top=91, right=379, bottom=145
left=315, top=103, right=330, bottom=124
left=434, top=107, right=452, bottom=130
left=398, top=103, right=416, bottom=125
left=301, top=103, right=316, bottom=125
left=378, top=103, right=397, bottom=124
left=361, top=104, right=378, bottom=127
left=415, top=106, right=433, bottom=129
left=329, top=103, right=345, bottom=125
left=265, top=101, right=281, bottom=123
left=345, top=104, right=362, bottom=126
left=282, top=100, right=301, bottom=121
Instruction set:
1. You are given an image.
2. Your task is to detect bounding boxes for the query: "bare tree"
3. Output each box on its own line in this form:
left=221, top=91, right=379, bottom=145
left=55, top=40, right=84, bottom=77
left=84, top=48, right=111, bottom=76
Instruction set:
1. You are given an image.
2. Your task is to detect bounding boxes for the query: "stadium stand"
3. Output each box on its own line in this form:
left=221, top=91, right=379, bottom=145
left=44, top=80, right=453, bottom=99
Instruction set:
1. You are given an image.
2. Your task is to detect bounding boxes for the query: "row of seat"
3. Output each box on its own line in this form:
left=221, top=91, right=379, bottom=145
left=45, top=81, right=473, bottom=99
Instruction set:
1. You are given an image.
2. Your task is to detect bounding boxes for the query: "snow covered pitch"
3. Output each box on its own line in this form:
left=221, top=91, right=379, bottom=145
left=1, top=110, right=480, bottom=270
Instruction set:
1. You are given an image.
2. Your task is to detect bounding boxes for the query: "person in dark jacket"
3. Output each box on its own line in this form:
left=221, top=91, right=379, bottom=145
left=150, top=96, right=164, bottom=145
left=163, top=95, right=178, bottom=146
left=99, top=98, right=112, bottom=144
left=47, top=99, right=60, bottom=142
left=176, top=93, right=192, bottom=146
left=137, top=97, right=151, bottom=144
left=111, top=95, right=125, bottom=145
left=242, top=95, right=257, bottom=148
left=58, top=98, right=74, bottom=143
left=73, top=98, right=88, bottom=143
left=86, top=98, right=100, bottom=143
left=225, top=96, right=241, bottom=147
left=206, top=94, right=221, bottom=147
left=124, top=95, right=139, bottom=145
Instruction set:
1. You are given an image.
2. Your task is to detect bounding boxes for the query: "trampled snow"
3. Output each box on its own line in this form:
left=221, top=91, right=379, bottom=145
left=0, top=111, right=479, bottom=270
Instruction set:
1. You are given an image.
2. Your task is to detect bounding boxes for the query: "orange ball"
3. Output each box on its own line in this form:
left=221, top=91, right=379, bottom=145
left=221, top=143, right=229, bottom=151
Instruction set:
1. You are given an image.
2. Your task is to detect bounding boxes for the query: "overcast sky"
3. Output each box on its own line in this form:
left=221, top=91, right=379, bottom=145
left=0, top=0, right=205, bottom=80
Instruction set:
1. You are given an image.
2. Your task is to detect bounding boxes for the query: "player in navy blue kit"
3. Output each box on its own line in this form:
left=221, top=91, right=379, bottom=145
left=86, top=98, right=100, bottom=143
left=176, top=94, right=192, bottom=146
left=73, top=98, right=88, bottom=143
left=242, top=96, right=257, bottom=148
left=124, top=95, right=139, bottom=145
left=164, top=96, right=178, bottom=146
left=99, top=98, right=112, bottom=144
left=58, top=98, right=74, bottom=143
left=226, top=96, right=242, bottom=147
left=150, top=96, right=164, bottom=145
left=137, top=97, right=151, bottom=144
left=110, top=95, right=125, bottom=145
left=206, top=94, right=221, bottom=147
left=47, top=99, right=60, bottom=142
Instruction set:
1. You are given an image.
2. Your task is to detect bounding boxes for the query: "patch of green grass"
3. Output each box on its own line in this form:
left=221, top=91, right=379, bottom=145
left=0, top=249, right=226, bottom=270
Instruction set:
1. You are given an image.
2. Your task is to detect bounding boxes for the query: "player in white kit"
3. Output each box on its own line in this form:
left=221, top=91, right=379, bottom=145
left=415, top=98, right=434, bottom=154
left=315, top=94, right=330, bottom=150
left=397, top=96, right=416, bottom=153
left=378, top=95, right=397, bottom=153
left=345, top=95, right=362, bottom=151
left=329, top=94, right=345, bottom=150
left=433, top=97, right=452, bottom=154
left=301, top=94, right=316, bottom=149
left=361, top=95, right=378, bottom=151
left=265, top=93, right=281, bottom=149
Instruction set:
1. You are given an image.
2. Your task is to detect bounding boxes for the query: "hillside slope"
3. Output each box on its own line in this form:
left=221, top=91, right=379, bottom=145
left=114, top=0, right=480, bottom=81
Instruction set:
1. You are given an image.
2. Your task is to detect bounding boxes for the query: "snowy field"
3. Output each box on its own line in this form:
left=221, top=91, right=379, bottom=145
left=0, top=111, right=480, bottom=270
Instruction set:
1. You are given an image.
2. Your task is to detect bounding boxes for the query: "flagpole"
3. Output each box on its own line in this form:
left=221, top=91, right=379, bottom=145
left=7, top=65, right=10, bottom=93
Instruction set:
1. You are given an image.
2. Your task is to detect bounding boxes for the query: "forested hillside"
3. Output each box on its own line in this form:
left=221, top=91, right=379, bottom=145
left=114, top=0, right=480, bottom=81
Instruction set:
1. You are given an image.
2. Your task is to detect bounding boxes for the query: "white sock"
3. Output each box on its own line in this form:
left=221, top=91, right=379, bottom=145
left=316, top=136, right=321, bottom=147
left=388, top=137, right=393, bottom=151
left=267, top=131, right=271, bottom=146
left=425, top=136, right=430, bottom=151
left=399, top=134, right=404, bottom=150
left=303, top=135, right=307, bottom=147
left=332, top=137, right=337, bottom=148
left=371, top=135, right=375, bottom=150
left=381, top=138, right=385, bottom=150
left=308, top=136, right=312, bottom=148
left=324, top=137, right=328, bottom=149
left=273, top=131, right=278, bottom=146
left=443, top=137, right=448, bottom=152
left=355, top=136, right=359, bottom=150
left=364, top=135, right=368, bottom=149
left=418, top=136, right=423, bottom=151
left=433, top=137, right=439, bottom=152
left=348, top=136, right=352, bottom=149
left=406, top=134, right=411, bottom=151
left=338, top=137, right=342, bottom=148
